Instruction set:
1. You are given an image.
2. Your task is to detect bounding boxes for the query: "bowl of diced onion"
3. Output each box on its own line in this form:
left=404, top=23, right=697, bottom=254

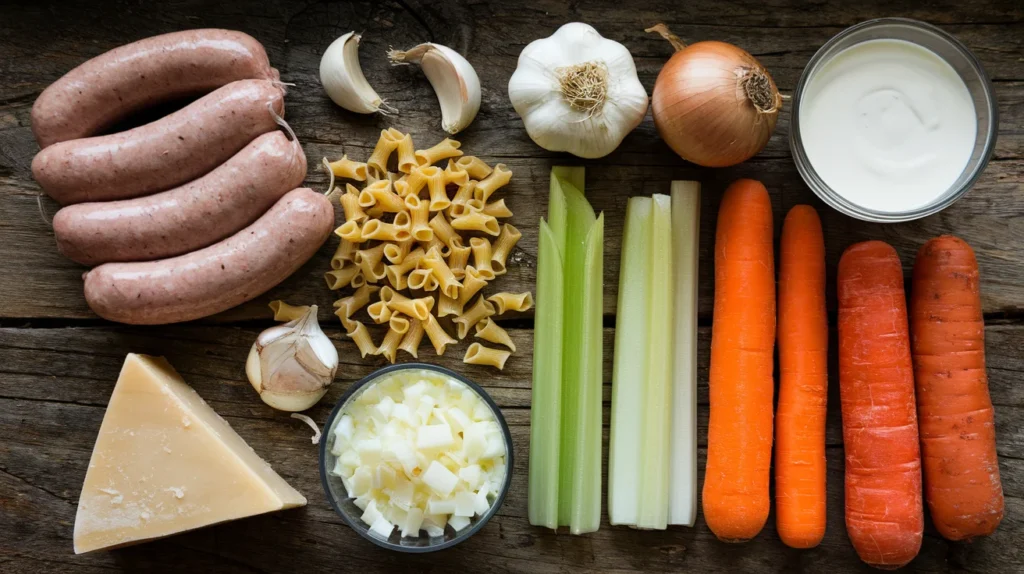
left=319, top=363, right=513, bottom=552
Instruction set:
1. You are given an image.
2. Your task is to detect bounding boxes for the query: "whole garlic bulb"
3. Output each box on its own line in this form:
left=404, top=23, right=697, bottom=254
left=508, top=23, right=649, bottom=158
left=246, top=305, right=338, bottom=412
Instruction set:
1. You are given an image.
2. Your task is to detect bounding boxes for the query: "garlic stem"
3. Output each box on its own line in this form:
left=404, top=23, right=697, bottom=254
left=291, top=413, right=322, bottom=445
left=389, top=43, right=480, bottom=134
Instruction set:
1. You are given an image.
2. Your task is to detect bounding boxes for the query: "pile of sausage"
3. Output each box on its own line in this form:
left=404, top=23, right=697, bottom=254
left=30, top=30, right=334, bottom=325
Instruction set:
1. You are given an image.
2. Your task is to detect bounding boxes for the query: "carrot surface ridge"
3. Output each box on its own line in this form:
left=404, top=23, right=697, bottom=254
left=703, top=179, right=775, bottom=542
left=775, top=205, right=827, bottom=549
left=838, top=240, right=923, bottom=569
left=911, top=235, right=1003, bottom=541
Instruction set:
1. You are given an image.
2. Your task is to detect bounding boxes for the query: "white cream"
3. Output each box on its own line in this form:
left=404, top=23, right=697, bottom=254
left=800, top=39, right=976, bottom=213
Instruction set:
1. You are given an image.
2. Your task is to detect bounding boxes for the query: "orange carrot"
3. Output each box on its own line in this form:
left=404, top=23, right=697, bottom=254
left=911, top=235, right=1003, bottom=541
left=838, top=241, right=923, bottom=569
left=704, top=179, right=774, bottom=542
left=775, top=205, right=827, bottom=549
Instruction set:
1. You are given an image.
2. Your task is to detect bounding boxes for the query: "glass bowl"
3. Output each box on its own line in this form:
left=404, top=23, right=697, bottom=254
left=318, top=363, right=513, bottom=553
left=790, top=17, right=997, bottom=222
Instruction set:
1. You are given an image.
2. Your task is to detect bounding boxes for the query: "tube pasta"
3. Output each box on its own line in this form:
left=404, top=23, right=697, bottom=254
left=340, top=184, right=367, bottom=223
left=458, top=266, right=488, bottom=305
left=387, top=247, right=425, bottom=289
left=444, top=159, right=470, bottom=187
left=268, top=300, right=309, bottom=322
left=325, top=266, right=362, bottom=290
left=429, top=212, right=463, bottom=250
left=463, top=343, right=511, bottom=370
left=423, top=314, right=458, bottom=355
left=362, top=218, right=412, bottom=242
left=389, top=313, right=410, bottom=335
left=415, top=138, right=463, bottom=166
left=394, top=129, right=417, bottom=173
left=482, top=198, right=513, bottom=218
left=336, top=220, right=362, bottom=242
left=407, top=268, right=439, bottom=292
left=331, top=239, right=359, bottom=269
left=488, top=291, right=534, bottom=314
left=384, top=238, right=414, bottom=264
left=437, top=292, right=464, bottom=318
left=367, top=300, right=394, bottom=324
left=426, top=165, right=450, bottom=211
left=403, top=166, right=437, bottom=197
left=406, top=194, right=433, bottom=242
left=455, top=156, right=493, bottom=180
left=420, top=235, right=451, bottom=258
left=421, top=246, right=464, bottom=300
left=451, top=211, right=500, bottom=236
left=491, top=223, right=522, bottom=275
left=355, top=244, right=387, bottom=282
left=451, top=181, right=475, bottom=206
left=474, top=163, right=512, bottom=202
left=367, top=129, right=403, bottom=175
left=398, top=318, right=425, bottom=358
left=474, top=317, right=516, bottom=351
left=358, top=180, right=407, bottom=212
left=375, top=325, right=403, bottom=364
left=453, top=296, right=496, bottom=339
left=341, top=318, right=377, bottom=358
left=470, top=238, right=496, bottom=280
left=326, top=155, right=368, bottom=181
left=380, top=286, right=434, bottom=320
left=334, top=284, right=379, bottom=319
left=447, top=244, right=471, bottom=280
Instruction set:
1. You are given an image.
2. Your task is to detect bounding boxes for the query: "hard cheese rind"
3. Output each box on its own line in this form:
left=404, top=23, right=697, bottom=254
left=74, top=353, right=306, bottom=554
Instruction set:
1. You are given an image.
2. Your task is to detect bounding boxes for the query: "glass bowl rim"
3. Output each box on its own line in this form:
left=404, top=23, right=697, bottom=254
left=317, top=362, right=515, bottom=553
left=789, top=17, right=998, bottom=223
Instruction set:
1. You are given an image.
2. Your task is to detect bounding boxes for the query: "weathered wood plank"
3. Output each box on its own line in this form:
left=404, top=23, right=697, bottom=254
left=1, top=323, right=1023, bottom=572
left=0, top=2, right=1021, bottom=321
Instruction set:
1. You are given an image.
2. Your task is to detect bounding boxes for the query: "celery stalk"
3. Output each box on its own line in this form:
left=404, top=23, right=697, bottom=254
left=636, top=194, right=673, bottom=530
left=608, top=197, right=653, bottom=526
left=557, top=177, right=597, bottom=527
left=668, top=182, right=700, bottom=526
left=528, top=220, right=565, bottom=529
left=569, top=212, right=604, bottom=535
left=547, top=170, right=569, bottom=256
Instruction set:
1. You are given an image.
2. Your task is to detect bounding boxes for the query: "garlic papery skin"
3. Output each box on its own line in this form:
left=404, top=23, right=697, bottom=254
left=246, top=305, right=338, bottom=412
left=389, top=43, right=480, bottom=134
left=320, top=32, right=392, bottom=115
left=508, top=23, right=649, bottom=158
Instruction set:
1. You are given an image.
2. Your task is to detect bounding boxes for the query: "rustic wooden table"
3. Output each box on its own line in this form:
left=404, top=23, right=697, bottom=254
left=1, top=0, right=1022, bottom=572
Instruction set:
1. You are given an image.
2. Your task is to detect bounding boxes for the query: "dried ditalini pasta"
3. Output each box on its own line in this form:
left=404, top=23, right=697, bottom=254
left=444, top=159, right=470, bottom=187
left=269, top=300, right=309, bottom=322
left=359, top=180, right=406, bottom=212
left=463, top=343, right=511, bottom=370
left=340, top=184, right=368, bottom=223
left=488, top=292, right=534, bottom=314
left=361, top=214, right=411, bottom=242
left=342, top=317, right=377, bottom=358
left=325, top=266, right=361, bottom=290
left=447, top=244, right=471, bottom=280
left=355, top=244, right=388, bottom=282
left=331, top=238, right=358, bottom=269
left=474, top=163, right=512, bottom=202
left=367, top=128, right=403, bottom=175
left=380, top=287, right=434, bottom=321
left=455, top=155, right=492, bottom=180
left=406, top=195, right=433, bottom=241
left=437, top=292, right=464, bottom=318
left=375, top=324, right=403, bottom=363
left=366, top=300, right=393, bottom=324
left=474, top=317, right=516, bottom=352
left=469, top=238, right=496, bottom=280
left=458, top=266, right=488, bottom=306
left=451, top=211, right=500, bottom=236
left=482, top=198, right=513, bottom=218
left=394, top=129, right=416, bottom=173
left=334, top=284, right=379, bottom=319
left=420, top=246, right=463, bottom=300
left=383, top=239, right=414, bottom=265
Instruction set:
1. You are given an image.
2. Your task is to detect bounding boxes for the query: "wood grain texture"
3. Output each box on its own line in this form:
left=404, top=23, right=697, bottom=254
left=0, top=0, right=1022, bottom=572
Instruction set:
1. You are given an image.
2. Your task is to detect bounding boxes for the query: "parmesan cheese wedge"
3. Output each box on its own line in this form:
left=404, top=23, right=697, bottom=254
left=73, top=354, right=306, bottom=554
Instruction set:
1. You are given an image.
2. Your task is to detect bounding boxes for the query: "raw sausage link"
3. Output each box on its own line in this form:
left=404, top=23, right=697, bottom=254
left=53, top=131, right=307, bottom=266
left=31, top=29, right=278, bottom=148
left=33, top=79, right=285, bottom=206
left=83, top=188, right=334, bottom=325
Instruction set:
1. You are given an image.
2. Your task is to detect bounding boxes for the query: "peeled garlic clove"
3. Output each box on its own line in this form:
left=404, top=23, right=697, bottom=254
left=389, top=43, right=480, bottom=134
left=320, top=32, right=392, bottom=115
left=247, top=305, right=339, bottom=412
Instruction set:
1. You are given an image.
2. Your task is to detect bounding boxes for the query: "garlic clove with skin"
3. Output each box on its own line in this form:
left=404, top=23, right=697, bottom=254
left=389, top=43, right=481, bottom=135
left=246, top=305, right=338, bottom=412
left=508, top=22, right=649, bottom=158
left=320, top=32, right=394, bottom=115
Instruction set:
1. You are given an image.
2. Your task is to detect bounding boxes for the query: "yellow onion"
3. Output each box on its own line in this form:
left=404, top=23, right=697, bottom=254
left=647, top=24, right=782, bottom=168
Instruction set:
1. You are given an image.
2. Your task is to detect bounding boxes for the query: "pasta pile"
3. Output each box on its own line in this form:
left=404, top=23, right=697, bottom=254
left=323, top=129, right=532, bottom=370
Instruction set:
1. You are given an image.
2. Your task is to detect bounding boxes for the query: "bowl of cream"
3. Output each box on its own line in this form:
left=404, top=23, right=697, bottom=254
left=791, top=18, right=997, bottom=222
